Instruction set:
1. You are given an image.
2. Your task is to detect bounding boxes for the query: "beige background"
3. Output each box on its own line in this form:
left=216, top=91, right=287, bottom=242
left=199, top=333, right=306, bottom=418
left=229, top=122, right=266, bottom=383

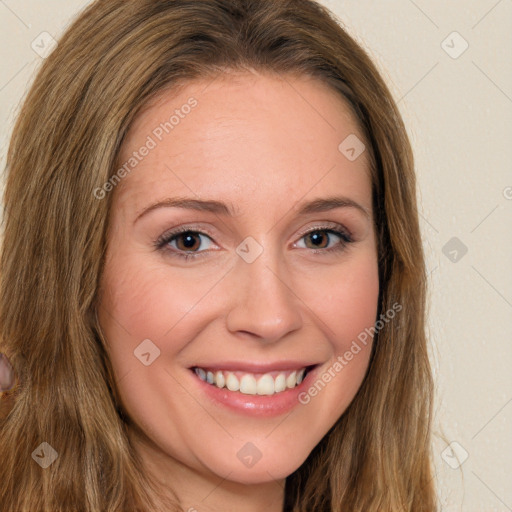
left=1, top=1, right=511, bottom=510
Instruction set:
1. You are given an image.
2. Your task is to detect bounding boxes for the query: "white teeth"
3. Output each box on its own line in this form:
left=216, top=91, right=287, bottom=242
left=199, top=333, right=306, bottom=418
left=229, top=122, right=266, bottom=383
left=195, top=368, right=206, bottom=381
left=256, top=374, right=274, bottom=395
left=274, top=373, right=286, bottom=393
left=226, top=373, right=240, bottom=392
left=193, top=367, right=309, bottom=395
left=286, top=371, right=297, bottom=389
left=239, top=374, right=257, bottom=395
left=215, top=370, right=225, bottom=388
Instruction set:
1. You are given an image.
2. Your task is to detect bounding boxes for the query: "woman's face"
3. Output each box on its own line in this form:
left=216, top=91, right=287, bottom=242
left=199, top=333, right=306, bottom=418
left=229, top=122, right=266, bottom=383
left=97, top=71, right=379, bottom=488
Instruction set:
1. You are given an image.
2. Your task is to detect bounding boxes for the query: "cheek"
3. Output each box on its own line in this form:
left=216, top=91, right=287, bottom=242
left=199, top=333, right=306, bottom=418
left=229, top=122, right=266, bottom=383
left=98, top=252, right=218, bottom=368
left=97, top=253, right=214, bottom=457
left=334, top=262, right=379, bottom=348
left=301, top=248, right=380, bottom=349
left=293, top=249, right=379, bottom=412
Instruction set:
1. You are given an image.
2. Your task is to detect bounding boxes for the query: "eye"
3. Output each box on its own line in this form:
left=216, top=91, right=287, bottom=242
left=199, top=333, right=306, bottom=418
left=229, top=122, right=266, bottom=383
left=155, top=224, right=354, bottom=261
left=294, top=227, right=353, bottom=254
left=155, top=228, right=215, bottom=260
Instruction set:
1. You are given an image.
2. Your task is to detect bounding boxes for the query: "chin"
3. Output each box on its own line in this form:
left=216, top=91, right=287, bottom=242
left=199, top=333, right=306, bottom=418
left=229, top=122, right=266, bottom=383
left=195, top=435, right=317, bottom=485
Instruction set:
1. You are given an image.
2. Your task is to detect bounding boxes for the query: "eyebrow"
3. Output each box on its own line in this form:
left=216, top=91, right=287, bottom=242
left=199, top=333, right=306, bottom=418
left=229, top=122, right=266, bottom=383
left=134, top=195, right=370, bottom=223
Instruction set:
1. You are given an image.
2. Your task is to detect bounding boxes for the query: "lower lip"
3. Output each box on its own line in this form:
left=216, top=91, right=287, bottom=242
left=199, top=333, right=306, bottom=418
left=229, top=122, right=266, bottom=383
left=189, top=366, right=319, bottom=417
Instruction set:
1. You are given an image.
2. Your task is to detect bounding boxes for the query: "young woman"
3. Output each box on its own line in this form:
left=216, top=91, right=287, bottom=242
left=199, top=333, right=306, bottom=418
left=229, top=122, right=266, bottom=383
left=0, top=0, right=436, bottom=510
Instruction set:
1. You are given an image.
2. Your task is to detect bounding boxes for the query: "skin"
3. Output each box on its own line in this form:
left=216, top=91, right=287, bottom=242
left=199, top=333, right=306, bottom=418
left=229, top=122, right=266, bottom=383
left=0, top=354, right=15, bottom=391
left=97, top=70, right=379, bottom=512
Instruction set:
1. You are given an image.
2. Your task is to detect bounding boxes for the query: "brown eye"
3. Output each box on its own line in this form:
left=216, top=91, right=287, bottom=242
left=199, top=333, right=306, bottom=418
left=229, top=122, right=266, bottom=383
left=156, top=229, right=215, bottom=258
left=174, top=232, right=202, bottom=252
left=303, top=231, right=330, bottom=249
left=296, top=228, right=352, bottom=253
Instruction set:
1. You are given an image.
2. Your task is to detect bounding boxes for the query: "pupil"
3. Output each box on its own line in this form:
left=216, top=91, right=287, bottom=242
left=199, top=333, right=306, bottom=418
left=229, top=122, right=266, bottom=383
left=182, top=233, right=198, bottom=249
left=310, top=232, right=325, bottom=246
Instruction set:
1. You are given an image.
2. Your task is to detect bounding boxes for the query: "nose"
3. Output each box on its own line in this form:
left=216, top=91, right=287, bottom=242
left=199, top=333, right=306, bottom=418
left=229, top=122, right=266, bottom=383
left=225, top=248, right=303, bottom=343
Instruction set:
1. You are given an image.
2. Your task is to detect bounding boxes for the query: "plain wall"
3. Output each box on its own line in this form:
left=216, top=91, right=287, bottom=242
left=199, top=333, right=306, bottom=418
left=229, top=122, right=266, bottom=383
left=1, top=1, right=511, bottom=510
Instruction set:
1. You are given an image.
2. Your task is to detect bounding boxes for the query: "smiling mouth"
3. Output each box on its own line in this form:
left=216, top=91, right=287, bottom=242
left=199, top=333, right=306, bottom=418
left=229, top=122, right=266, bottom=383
left=191, top=366, right=315, bottom=396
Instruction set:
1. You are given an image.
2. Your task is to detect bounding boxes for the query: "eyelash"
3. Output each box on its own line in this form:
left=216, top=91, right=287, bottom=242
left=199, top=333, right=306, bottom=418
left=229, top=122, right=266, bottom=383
left=154, top=224, right=354, bottom=261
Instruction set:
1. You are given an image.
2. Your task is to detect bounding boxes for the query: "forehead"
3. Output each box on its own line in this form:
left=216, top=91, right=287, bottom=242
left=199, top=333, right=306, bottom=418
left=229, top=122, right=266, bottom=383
left=112, top=71, right=372, bottom=216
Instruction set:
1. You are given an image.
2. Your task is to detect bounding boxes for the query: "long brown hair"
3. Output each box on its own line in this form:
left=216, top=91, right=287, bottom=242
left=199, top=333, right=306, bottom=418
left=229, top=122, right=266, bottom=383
left=0, top=0, right=436, bottom=510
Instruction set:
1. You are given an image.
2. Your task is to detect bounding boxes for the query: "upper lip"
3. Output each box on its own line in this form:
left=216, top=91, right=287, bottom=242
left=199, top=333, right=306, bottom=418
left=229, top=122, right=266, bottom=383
left=190, top=361, right=319, bottom=373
